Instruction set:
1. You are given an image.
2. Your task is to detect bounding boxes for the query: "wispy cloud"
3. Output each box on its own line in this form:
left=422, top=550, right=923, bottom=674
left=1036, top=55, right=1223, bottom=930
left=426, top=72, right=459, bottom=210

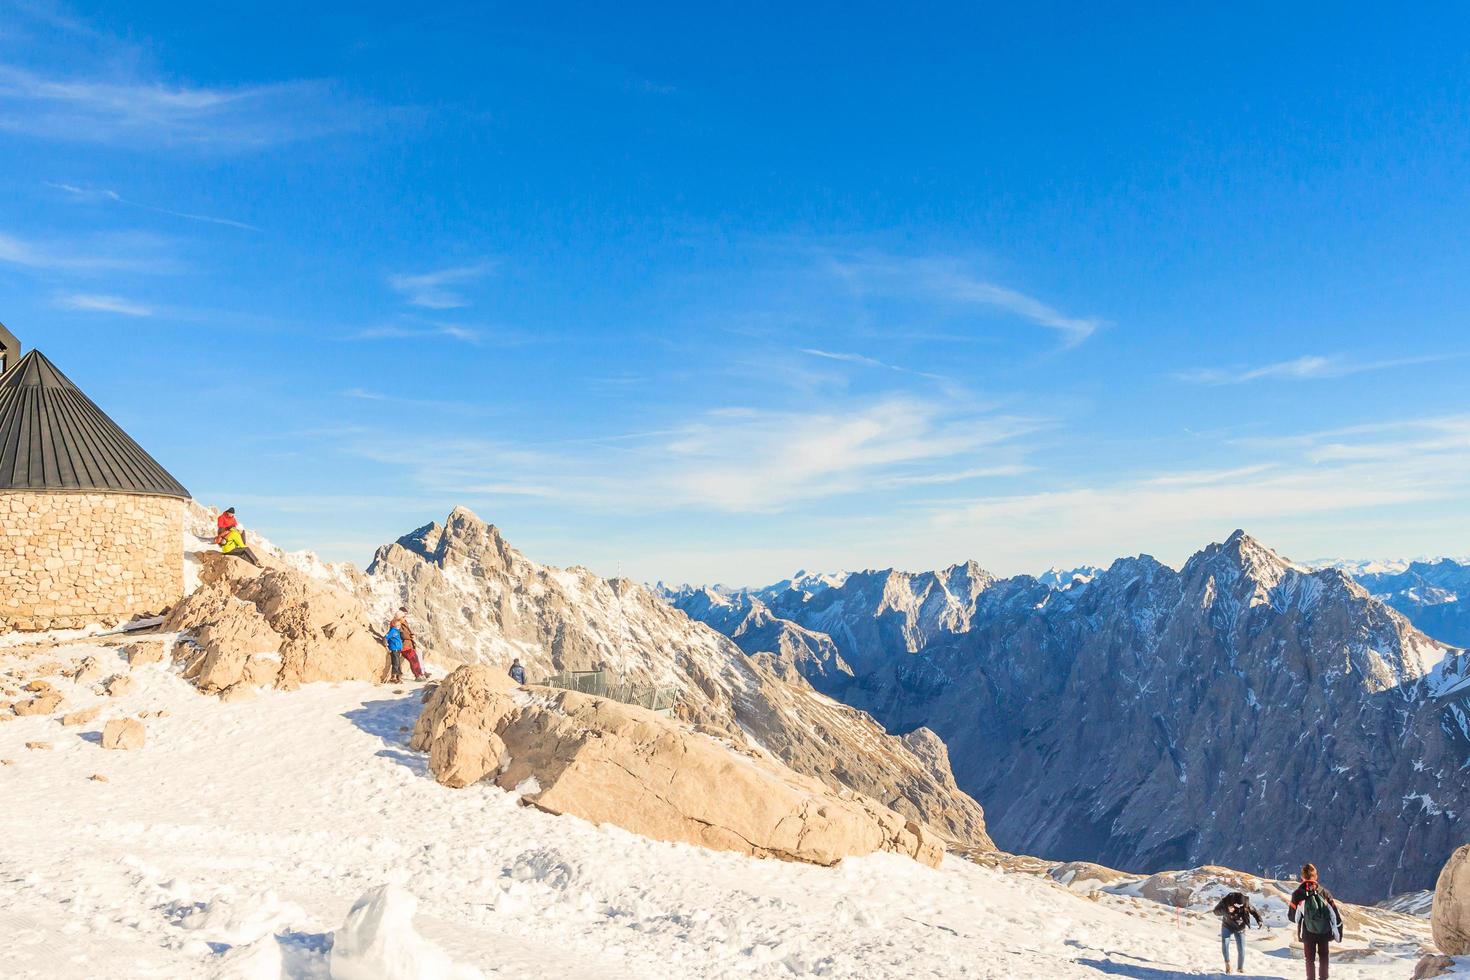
left=55, top=292, right=151, bottom=316
left=387, top=263, right=493, bottom=309
left=1174, top=352, right=1461, bottom=385
left=800, top=347, right=948, bottom=381
left=351, top=396, right=1038, bottom=513
left=825, top=253, right=1105, bottom=346
left=350, top=323, right=482, bottom=343
left=0, top=229, right=177, bottom=273
left=924, top=414, right=1470, bottom=572
left=0, top=63, right=352, bottom=148
left=47, top=181, right=257, bottom=230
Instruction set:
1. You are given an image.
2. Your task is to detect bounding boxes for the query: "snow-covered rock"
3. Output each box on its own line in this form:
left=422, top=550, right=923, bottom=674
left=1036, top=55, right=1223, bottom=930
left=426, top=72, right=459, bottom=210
left=329, top=884, right=483, bottom=980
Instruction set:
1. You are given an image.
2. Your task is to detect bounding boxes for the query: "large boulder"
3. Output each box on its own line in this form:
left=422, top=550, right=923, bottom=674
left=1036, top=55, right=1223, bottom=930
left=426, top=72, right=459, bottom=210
left=102, top=717, right=145, bottom=750
left=411, top=665, right=944, bottom=868
left=165, top=552, right=388, bottom=693
left=1433, top=844, right=1470, bottom=955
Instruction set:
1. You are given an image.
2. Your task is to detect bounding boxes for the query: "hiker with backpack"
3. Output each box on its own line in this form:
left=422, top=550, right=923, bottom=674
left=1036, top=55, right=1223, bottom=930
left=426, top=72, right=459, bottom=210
left=395, top=609, right=428, bottom=682
left=1288, top=863, right=1343, bottom=980
left=1212, top=890, right=1263, bottom=974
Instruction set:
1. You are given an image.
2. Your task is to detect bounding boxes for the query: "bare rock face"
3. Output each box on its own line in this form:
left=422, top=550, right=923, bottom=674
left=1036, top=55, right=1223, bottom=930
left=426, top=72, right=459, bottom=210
left=124, top=640, right=167, bottom=667
left=101, top=717, right=145, bottom=750
left=104, top=674, right=137, bottom=697
left=412, top=665, right=944, bottom=868
left=67, top=656, right=106, bottom=686
left=61, top=706, right=102, bottom=727
left=165, top=552, right=388, bottom=693
left=1433, top=844, right=1470, bottom=955
left=14, top=692, right=63, bottom=716
left=672, top=530, right=1470, bottom=901
left=368, top=508, right=991, bottom=851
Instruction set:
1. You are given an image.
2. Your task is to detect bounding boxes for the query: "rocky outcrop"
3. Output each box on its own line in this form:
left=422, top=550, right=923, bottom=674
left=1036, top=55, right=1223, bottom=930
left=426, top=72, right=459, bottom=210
left=365, top=508, right=991, bottom=850
left=1433, top=844, right=1470, bottom=955
left=411, top=665, right=944, bottom=868
left=13, top=692, right=63, bottom=716
left=102, top=717, right=144, bottom=750
left=674, top=530, right=1470, bottom=901
left=165, top=552, right=389, bottom=694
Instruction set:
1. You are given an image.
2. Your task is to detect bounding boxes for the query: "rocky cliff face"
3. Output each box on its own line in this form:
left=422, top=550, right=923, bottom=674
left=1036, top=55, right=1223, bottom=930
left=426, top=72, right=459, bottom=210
left=363, top=507, right=992, bottom=850
left=1355, top=559, right=1470, bottom=648
left=671, top=531, right=1470, bottom=902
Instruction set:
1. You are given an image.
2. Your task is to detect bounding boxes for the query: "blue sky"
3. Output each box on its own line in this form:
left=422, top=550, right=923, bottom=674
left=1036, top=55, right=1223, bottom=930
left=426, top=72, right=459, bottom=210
left=3, top=2, right=1468, bottom=585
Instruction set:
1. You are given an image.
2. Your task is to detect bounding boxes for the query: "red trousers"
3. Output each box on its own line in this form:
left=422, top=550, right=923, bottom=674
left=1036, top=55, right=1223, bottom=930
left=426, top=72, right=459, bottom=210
left=391, top=648, right=424, bottom=679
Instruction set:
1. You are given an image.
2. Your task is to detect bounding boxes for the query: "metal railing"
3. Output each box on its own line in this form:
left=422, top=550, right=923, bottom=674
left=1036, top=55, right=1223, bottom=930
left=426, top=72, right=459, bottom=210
left=538, top=668, right=678, bottom=716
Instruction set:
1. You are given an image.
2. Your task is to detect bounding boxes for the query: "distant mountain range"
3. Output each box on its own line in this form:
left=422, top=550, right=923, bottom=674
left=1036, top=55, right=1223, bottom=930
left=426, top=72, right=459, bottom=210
left=664, top=532, right=1470, bottom=902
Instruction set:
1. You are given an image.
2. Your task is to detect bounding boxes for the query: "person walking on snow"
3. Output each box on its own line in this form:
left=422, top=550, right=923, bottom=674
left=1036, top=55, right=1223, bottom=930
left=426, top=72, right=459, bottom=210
left=508, top=658, right=526, bottom=685
left=1288, top=863, right=1343, bottom=980
left=394, top=609, right=427, bottom=682
left=384, top=621, right=406, bottom=684
left=1212, top=890, right=1263, bottom=974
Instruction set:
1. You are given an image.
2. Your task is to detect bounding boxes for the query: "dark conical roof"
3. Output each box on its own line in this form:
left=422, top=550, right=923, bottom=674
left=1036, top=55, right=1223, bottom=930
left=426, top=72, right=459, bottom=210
left=0, top=349, right=189, bottom=498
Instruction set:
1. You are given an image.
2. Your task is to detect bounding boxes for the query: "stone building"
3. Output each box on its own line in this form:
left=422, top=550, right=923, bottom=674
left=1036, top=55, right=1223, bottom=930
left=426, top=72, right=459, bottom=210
left=0, top=332, right=191, bottom=631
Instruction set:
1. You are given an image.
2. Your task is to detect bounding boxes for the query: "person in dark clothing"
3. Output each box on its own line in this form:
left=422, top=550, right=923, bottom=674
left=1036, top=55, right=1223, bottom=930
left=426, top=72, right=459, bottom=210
left=508, top=658, right=526, bottom=685
left=1212, top=890, right=1264, bottom=974
left=1288, top=863, right=1343, bottom=980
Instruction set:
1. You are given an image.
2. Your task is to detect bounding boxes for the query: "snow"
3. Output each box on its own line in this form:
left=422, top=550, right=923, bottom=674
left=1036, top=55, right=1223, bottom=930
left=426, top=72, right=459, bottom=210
left=0, top=638, right=1445, bottom=979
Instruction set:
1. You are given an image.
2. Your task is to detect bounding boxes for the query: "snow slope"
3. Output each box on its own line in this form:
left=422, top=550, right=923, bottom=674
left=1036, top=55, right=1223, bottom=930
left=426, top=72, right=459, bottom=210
left=0, top=637, right=1451, bottom=979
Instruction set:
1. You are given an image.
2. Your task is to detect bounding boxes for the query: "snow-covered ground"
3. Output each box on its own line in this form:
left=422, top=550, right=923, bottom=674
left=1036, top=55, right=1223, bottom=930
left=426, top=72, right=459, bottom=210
left=0, top=637, right=1454, bottom=979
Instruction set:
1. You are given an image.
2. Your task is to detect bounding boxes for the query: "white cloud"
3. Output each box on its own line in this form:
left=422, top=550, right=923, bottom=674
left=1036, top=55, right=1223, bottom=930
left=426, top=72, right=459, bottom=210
left=0, top=229, right=175, bottom=273
left=386, top=264, right=493, bottom=309
left=1174, top=352, right=1461, bottom=385
left=351, top=324, right=482, bottom=343
left=799, top=347, right=948, bottom=380
left=825, top=253, right=1104, bottom=345
left=352, top=396, right=1038, bottom=514
left=47, top=181, right=257, bottom=230
left=56, top=292, right=151, bottom=316
left=0, top=63, right=348, bottom=147
left=921, top=414, right=1470, bottom=573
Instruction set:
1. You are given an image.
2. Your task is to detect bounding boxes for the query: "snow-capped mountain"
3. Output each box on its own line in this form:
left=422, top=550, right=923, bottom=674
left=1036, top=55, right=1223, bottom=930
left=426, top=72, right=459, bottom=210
left=361, top=507, right=992, bottom=849
left=1036, top=565, right=1104, bottom=589
left=670, top=530, right=1470, bottom=902
left=1353, top=558, right=1470, bottom=648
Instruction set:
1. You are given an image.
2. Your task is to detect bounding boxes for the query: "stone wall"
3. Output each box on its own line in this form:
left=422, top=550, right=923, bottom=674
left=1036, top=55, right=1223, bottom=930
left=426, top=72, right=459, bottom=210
left=0, top=491, right=185, bottom=631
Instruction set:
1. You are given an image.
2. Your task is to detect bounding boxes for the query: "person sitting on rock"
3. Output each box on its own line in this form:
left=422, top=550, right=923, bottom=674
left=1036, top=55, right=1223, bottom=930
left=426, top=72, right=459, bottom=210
left=215, top=506, right=239, bottom=544
left=508, top=658, right=526, bottom=685
left=1212, top=889, right=1263, bottom=974
left=218, top=525, right=262, bottom=567
left=395, top=609, right=427, bottom=682
left=1288, top=863, right=1343, bottom=980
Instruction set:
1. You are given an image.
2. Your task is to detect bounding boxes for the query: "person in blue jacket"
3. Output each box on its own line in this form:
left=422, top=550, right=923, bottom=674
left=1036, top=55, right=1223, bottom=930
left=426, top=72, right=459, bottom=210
left=508, top=658, right=526, bottom=685
left=385, top=623, right=406, bottom=683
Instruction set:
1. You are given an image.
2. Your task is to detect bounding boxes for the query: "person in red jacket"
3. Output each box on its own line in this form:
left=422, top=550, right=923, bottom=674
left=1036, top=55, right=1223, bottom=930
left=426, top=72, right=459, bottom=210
left=215, top=507, right=239, bottom=545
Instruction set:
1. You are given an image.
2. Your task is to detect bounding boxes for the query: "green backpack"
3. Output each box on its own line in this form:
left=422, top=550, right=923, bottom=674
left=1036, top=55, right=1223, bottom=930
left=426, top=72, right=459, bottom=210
left=1302, top=887, right=1334, bottom=935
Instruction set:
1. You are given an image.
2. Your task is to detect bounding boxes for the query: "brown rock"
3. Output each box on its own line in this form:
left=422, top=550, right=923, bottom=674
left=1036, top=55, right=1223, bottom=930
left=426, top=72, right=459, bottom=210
left=101, top=717, right=145, bottom=750
left=165, top=552, right=388, bottom=693
left=25, top=741, right=51, bottom=750
left=104, top=674, right=138, bottom=697
left=218, top=685, right=256, bottom=704
left=1433, top=843, right=1470, bottom=955
left=0, top=759, right=13, bottom=765
left=89, top=773, right=109, bottom=783
left=412, top=665, right=944, bottom=868
left=124, top=640, right=167, bottom=667
left=68, top=656, right=106, bottom=686
left=14, top=692, right=64, bottom=716
left=1414, top=953, right=1455, bottom=979
left=61, top=706, right=103, bottom=727
left=22, top=680, right=54, bottom=694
